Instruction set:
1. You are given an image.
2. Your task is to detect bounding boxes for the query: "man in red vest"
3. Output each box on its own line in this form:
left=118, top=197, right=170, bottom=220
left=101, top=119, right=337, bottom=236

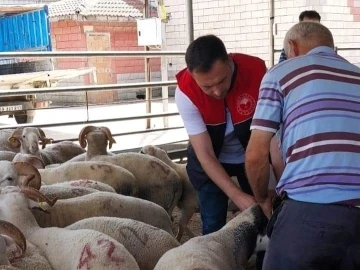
left=175, top=34, right=268, bottom=236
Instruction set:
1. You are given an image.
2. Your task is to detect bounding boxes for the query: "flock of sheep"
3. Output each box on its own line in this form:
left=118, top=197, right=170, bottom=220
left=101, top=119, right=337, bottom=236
left=0, top=125, right=268, bottom=270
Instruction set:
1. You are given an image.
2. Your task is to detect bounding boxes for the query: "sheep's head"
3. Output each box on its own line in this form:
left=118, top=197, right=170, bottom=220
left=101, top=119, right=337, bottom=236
left=0, top=220, right=27, bottom=261
left=0, top=186, right=57, bottom=214
left=140, top=145, right=169, bottom=161
left=8, top=128, right=53, bottom=153
left=12, top=154, right=45, bottom=170
left=79, top=125, right=116, bottom=150
left=0, top=161, right=41, bottom=190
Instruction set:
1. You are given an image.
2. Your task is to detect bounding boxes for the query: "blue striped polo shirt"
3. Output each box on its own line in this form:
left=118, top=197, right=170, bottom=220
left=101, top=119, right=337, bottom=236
left=251, top=46, right=360, bottom=204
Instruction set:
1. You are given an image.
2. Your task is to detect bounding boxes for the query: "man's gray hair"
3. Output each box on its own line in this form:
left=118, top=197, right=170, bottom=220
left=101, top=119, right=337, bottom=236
left=283, top=22, right=334, bottom=54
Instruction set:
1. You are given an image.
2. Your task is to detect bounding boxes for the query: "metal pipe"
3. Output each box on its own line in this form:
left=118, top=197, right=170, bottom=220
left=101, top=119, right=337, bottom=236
left=0, top=111, right=180, bottom=130
left=269, top=0, right=275, bottom=66
left=51, top=126, right=185, bottom=143
left=0, top=51, right=186, bottom=58
left=186, top=0, right=194, bottom=44
left=335, top=47, right=360, bottom=51
left=0, top=80, right=178, bottom=96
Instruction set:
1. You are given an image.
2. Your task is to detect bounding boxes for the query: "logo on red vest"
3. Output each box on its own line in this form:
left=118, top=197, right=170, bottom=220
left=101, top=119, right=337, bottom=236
left=236, top=94, right=256, bottom=115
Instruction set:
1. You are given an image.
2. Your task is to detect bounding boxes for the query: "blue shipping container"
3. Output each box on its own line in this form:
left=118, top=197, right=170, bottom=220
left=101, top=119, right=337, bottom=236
left=0, top=6, right=52, bottom=52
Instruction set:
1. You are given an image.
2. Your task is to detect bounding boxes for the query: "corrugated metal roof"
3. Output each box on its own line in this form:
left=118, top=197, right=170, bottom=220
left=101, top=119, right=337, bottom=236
left=48, top=0, right=144, bottom=18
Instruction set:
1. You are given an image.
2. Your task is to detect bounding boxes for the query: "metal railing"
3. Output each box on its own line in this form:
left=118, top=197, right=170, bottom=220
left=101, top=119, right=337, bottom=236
left=0, top=50, right=189, bottom=156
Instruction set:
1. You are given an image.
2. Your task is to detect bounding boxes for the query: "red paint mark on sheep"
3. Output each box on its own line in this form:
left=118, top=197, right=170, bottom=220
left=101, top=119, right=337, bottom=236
left=97, top=239, right=124, bottom=265
left=70, top=180, right=93, bottom=187
left=77, top=243, right=96, bottom=269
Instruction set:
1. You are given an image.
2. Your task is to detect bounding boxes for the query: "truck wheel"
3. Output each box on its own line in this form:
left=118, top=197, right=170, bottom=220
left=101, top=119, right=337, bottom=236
left=15, top=111, right=35, bottom=124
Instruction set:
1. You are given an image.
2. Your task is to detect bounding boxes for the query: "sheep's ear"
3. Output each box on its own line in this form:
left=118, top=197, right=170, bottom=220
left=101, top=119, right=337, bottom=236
left=27, top=199, right=51, bottom=213
left=8, top=137, right=21, bottom=148
left=2, top=234, right=23, bottom=260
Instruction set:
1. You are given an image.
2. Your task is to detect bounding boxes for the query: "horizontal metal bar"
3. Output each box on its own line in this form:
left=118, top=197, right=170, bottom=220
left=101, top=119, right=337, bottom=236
left=335, top=47, right=360, bottom=51
left=0, top=111, right=180, bottom=130
left=0, top=51, right=186, bottom=58
left=52, top=126, right=185, bottom=143
left=113, top=139, right=189, bottom=154
left=0, top=80, right=177, bottom=96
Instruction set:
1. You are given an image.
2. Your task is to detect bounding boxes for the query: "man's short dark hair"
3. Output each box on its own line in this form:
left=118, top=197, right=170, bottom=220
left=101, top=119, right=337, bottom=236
left=299, top=10, right=321, bottom=22
left=185, top=34, right=228, bottom=73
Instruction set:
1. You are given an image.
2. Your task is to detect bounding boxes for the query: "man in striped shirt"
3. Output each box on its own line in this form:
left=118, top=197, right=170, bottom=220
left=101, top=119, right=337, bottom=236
left=245, top=22, right=360, bottom=269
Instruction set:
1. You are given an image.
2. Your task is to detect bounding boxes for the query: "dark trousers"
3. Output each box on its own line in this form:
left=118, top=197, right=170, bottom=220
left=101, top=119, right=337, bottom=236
left=264, top=199, right=360, bottom=270
left=197, top=163, right=253, bottom=235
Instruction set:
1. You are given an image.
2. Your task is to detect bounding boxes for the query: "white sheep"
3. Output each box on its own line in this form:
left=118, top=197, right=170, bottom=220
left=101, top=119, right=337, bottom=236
left=0, top=161, right=41, bottom=190
left=7, top=241, right=52, bottom=270
left=0, top=187, right=140, bottom=270
left=43, top=179, right=116, bottom=193
left=90, top=153, right=183, bottom=217
left=0, top=220, right=26, bottom=266
left=31, top=191, right=174, bottom=236
left=39, top=161, right=138, bottom=196
left=8, top=128, right=85, bottom=166
left=40, top=185, right=99, bottom=200
left=0, top=151, right=16, bottom=162
left=12, top=154, right=45, bottom=169
left=140, top=145, right=198, bottom=241
left=62, top=125, right=117, bottom=163
left=66, top=217, right=180, bottom=270
left=154, top=204, right=268, bottom=270
left=79, top=125, right=116, bottom=160
left=39, top=178, right=116, bottom=200
left=0, top=220, right=52, bottom=269
left=0, top=129, right=20, bottom=153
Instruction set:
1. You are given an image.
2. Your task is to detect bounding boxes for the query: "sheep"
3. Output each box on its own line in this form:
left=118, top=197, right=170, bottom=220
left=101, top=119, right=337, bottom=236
left=31, top=192, right=174, bottom=236
left=40, top=141, right=86, bottom=165
left=0, top=151, right=16, bottom=162
left=44, top=179, right=116, bottom=193
left=12, top=154, right=45, bottom=169
left=8, top=128, right=85, bottom=166
left=0, top=129, right=19, bottom=153
left=0, top=187, right=140, bottom=270
left=9, top=241, right=52, bottom=270
left=1, top=225, right=52, bottom=270
left=154, top=204, right=268, bottom=270
left=39, top=179, right=116, bottom=200
left=61, top=125, right=117, bottom=164
left=66, top=217, right=180, bottom=270
left=140, top=145, right=198, bottom=241
left=40, top=185, right=99, bottom=200
left=79, top=125, right=116, bottom=160
left=90, top=154, right=183, bottom=217
left=0, top=220, right=26, bottom=266
left=39, top=161, right=138, bottom=196
left=0, top=161, right=41, bottom=190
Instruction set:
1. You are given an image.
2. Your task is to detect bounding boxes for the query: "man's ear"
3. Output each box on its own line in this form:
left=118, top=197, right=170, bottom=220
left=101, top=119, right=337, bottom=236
left=288, top=39, right=300, bottom=57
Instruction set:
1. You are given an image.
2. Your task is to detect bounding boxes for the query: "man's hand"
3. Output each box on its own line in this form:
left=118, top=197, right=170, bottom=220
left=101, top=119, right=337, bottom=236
left=231, top=191, right=257, bottom=212
left=259, top=196, right=272, bottom=219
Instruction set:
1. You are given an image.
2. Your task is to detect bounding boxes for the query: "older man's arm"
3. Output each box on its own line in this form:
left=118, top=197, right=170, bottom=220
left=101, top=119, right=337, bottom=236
left=245, top=130, right=274, bottom=218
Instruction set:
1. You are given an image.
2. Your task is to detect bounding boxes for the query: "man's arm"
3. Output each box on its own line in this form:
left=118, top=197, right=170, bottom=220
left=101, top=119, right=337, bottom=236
left=189, top=132, right=256, bottom=211
left=245, top=130, right=274, bottom=217
left=246, top=71, right=283, bottom=217
left=175, top=87, right=255, bottom=211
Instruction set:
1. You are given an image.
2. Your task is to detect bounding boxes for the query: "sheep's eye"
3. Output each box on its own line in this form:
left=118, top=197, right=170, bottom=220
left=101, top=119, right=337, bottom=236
left=22, top=135, right=26, bottom=138
left=6, top=177, right=13, bottom=181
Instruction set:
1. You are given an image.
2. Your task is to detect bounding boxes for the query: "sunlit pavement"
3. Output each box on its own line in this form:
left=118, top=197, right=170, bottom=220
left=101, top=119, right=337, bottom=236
left=0, top=98, right=189, bottom=152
